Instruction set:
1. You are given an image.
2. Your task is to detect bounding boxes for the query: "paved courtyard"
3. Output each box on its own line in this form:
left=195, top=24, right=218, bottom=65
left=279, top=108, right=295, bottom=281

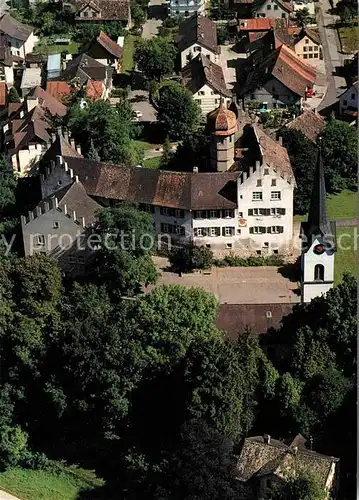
left=145, top=258, right=301, bottom=304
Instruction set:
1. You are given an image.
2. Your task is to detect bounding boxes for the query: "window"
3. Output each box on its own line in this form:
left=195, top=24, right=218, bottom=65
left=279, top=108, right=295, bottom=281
left=313, top=45, right=318, bottom=51
left=206, top=244, right=211, bottom=248
left=224, top=209, right=234, bottom=218
left=237, top=228, right=241, bottom=234
left=161, top=207, right=169, bottom=216
left=53, top=221, right=60, bottom=229
left=271, top=191, right=281, bottom=200
left=224, top=227, right=233, bottom=236
left=303, top=46, right=307, bottom=52
left=226, top=243, right=232, bottom=249
left=256, top=250, right=262, bottom=255
left=198, top=90, right=205, bottom=95
left=257, top=179, right=262, bottom=187
left=69, top=256, right=76, bottom=264
left=267, top=4, right=271, bottom=8
left=305, top=38, right=309, bottom=44
left=195, top=210, right=203, bottom=219
left=250, top=226, right=266, bottom=234
left=308, top=46, right=313, bottom=51
left=271, top=179, right=276, bottom=186
left=274, top=3, right=278, bottom=8
left=238, top=212, right=243, bottom=217
left=281, top=13, right=286, bottom=18
left=309, top=54, right=313, bottom=58
left=161, top=223, right=169, bottom=233
left=195, top=228, right=203, bottom=237
left=313, top=53, right=318, bottom=58
left=36, top=234, right=45, bottom=245
left=210, top=227, right=220, bottom=237
left=175, top=209, right=184, bottom=218
left=314, top=264, right=324, bottom=281
left=252, top=192, right=263, bottom=201
left=210, top=91, right=214, bottom=95
left=351, top=93, right=355, bottom=100
left=264, top=168, right=269, bottom=175
left=273, top=249, right=278, bottom=254
left=343, top=99, right=348, bottom=105
left=195, top=99, right=201, bottom=104
left=209, top=210, right=218, bottom=219
left=268, top=226, right=283, bottom=233
left=303, top=54, right=308, bottom=59
left=78, top=256, right=85, bottom=264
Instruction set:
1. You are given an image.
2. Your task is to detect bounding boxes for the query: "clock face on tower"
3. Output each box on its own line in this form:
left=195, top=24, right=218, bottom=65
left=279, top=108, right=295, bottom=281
left=313, top=244, right=325, bottom=255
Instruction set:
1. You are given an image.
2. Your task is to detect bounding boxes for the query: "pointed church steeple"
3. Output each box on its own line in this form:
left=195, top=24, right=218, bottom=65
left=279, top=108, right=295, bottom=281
left=306, top=144, right=329, bottom=238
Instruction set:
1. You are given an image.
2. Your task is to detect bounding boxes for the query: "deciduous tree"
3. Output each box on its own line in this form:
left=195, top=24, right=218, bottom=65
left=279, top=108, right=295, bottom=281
left=135, top=38, right=177, bottom=81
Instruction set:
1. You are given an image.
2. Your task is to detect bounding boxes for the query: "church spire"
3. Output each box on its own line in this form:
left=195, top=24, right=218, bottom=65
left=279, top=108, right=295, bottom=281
left=307, top=142, right=329, bottom=237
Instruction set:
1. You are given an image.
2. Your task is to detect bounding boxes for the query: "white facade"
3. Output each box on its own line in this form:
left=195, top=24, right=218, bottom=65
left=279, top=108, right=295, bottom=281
left=0, top=65, right=14, bottom=85
left=12, top=143, right=47, bottom=176
left=301, top=236, right=335, bottom=303
left=170, top=0, right=205, bottom=19
left=193, top=83, right=231, bottom=115
left=180, top=43, right=218, bottom=69
left=9, top=31, right=38, bottom=58
left=339, top=83, right=358, bottom=115
left=255, top=0, right=291, bottom=19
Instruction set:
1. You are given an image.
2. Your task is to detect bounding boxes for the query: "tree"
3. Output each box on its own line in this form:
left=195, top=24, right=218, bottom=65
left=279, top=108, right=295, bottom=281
left=321, top=118, right=357, bottom=192
left=295, top=7, right=312, bottom=27
left=169, top=245, right=213, bottom=273
left=159, top=136, right=172, bottom=168
left=66, top=100, right=143, bottom=165
left=88, top=139, right=101, bottom=161
left=267, top=472, right=326, bottom=500
left=157, top=83, right=201, bottom=140
left=92, top=206, right=158, bottom=296
left=0, top=425, right=28, bottom=470
left=0, top=155, right=17, bottom=215
left=167, top=131, right=211, bottom=172
left=217, top=25, right=230, bottom=45
left=135, top=38, right=177, bottom=81
left=7, top=87, right=20, bottom=103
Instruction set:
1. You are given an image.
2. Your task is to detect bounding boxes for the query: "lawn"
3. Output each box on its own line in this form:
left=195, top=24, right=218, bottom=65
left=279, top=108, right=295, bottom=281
left=122, top=34, right=139, bottom=73
left=294, top=189, right=358, bottom=222
left=34, top=38, right=80, bottom=55
left=143, top=156, right=161, bottom=169
left=338, top=23, right=359, bottom=53
left=0, top=465, right=103, bottom=500
left=135, top=139, right=158, bottom=151
left=334, top=227, right=358, bottom=284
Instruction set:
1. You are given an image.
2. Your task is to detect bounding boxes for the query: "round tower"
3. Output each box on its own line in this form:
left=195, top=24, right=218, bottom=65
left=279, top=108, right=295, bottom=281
left=207, top=102, right=238, bottom=172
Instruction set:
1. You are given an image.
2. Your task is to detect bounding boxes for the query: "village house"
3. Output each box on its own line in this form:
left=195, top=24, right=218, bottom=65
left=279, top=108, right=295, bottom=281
left=338, top=80, right=358, bottom=119
left=181, top=54, right=232, bottom=115
left=38, top=103, right=295, bottom=259
left=3, top=87, right=67, bottom=175
left=233, top=0, right=255, bottom=18
left=236, top=434, right=339, bottom=499
left=0, top=13, right=38, bottom=59
left=74, top=0, right=131, bottom=28
left=253, top=0, right=294, bottom=20
left=294, top=27, right=322, bottom=62
left=239, top=43, right=316, bottom=110
left=20, top=67, right=42, bottom=98
left=177, top=14, right=219, bottom=69
left=82, top=31, right=123, bottom=73
left=170, top=0, right=205, bottom=18
left=280, top=110, right=325, bottom=143
left=0, top=81, right=7, bottom=112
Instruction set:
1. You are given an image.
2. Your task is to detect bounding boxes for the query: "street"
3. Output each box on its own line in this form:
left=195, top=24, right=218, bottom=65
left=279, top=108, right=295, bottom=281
left=142, top=0, right=167, bottom=39
left=316, top=0, right=347, bottom=111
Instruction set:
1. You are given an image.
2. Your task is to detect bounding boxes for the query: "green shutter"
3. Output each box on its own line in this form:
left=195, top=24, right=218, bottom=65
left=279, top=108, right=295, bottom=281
left=248, top=209, right=253, bottom=216
left=281, top=208, right=286, bottom=215
left=249, top=227, right=254, bottom=234
left=279, top=226, right=284, bottom=233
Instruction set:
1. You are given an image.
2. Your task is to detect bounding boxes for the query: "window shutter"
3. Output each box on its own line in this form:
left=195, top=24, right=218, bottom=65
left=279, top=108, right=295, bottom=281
left=194, top=228, right=198, bottom=237
left=249, top=227, right=254, bottom=234
left=160, top=207, right=164, bottom=215
left=281, top=208, right=286, bottom=215
left=261, top=227, right=266, bottom=234
left=231, top=227, right=235, bottom=236
left=279, top=226, right=284, bottom=233
left=248, top=209, right=253, bottom=216
left=216, top=227, right=221, bottom=236
left=267, top=227, right=271, bottom=233
left=222, top=227, right=226, bottom=236
left=266, top=209, right=270, bottom=216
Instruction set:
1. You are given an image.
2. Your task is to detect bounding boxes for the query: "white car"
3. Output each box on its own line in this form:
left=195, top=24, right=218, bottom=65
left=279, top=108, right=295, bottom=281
left=134, top=110, right=143, bottom=118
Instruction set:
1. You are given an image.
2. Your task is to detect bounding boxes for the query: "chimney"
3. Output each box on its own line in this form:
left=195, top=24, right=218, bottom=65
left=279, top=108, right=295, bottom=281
left=43, top=201, right=49, bottom=212
left=64, top=204, right=68, bottom=216
left=28, top=210, right=34, bottom=221
left=193, top=166, right=199, bottom=173
left=255, top=160, right=261, bottom=170
left=56, top=155, right=63, bottom=166
left=70, top=138, right=76, bottom=148
left=26, top=97, right=39, bottom=113
left=264, top=434, right=271, bottom=445
left=76, top=144, right=82, bottom=155
left=81, top=216, right=86, bottom=228
left=51, top=132, right=56, bottom=143
left=75, top=175, right=79, bottom=183
left=73, top=210, right=77, bottom=221
left=64, top=130, right=69, bottom=142
left=278, top=136, right=283, bottom=146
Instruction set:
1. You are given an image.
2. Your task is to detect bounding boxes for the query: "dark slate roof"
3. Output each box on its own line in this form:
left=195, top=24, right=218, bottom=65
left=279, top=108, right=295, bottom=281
left=302, top=148, right=336, bottom=250
left=62, top=157, right=239, bottom=210
left=177, top=14, right=218, bottom=54
left=74, top=0, right=130, bottom=21
left=295, top=26, right=321, bottom=46
left=237, top=435, right=338, bottom=488
left=25, top=53, right=48, bottom=64
left=49, top=180, right=101, bottom=224
left=57, top=53, right=113, bottom=84
left=181, top=54, right=231, bottom=97
left=0, top=13, right=33, bottom=41
left=216, top=303, right=295, bottom=339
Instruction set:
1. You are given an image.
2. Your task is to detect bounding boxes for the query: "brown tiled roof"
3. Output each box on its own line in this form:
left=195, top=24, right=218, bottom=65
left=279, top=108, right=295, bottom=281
left=274, top=0, right=294, bottom=12
left=0, top=81, right=6, bottom=106
left=0, top=13, right=33, bottom=41
left=46, top=79, right=105, bottom=102
left=74, top=0, right=130, bottom=21
left=254, top=125, right=293, bottom=177
left=216, top=303, right=294, bottom=339
left=7, top=107, right=51, bottom=154
left=238, top=18, right=277, bottom=31
left=62, top=157, right=239, bottom=210
left=284, top=110, right=325, bottom=143
left=57, top=53, right=113, bottom=84
left=181, top=54, right=231, bottom=98
left=237, top=435, right=338, bottom=488
left=96, top=31, right=122, bottom=59
left=240, top=44, right=316, bottom=97
left=177, top=14, right=218, bottom=54
left=31, top=86, right=67, bottom=117
left=295, top=27, right=321, bottom=46
left=25, top=53, right=48, bottom=64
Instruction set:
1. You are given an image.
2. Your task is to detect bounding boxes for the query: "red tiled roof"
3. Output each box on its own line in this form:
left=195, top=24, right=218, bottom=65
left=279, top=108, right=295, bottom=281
left=46, top=80, right=104, bottom=102
left=74, top=0, right=130, bottom=22
left=32, top=86, right=67, bottom=117
left=285, top=110, right=325, bottom=143
left=238, top=18, right=276, bottom=31
left=275, top=0, right=294, bottom=12
left=86, top=80, right=104, bottom=100
left=0, top=81, right=7, bottom=106
left=96, top=31, right=122, bottom=59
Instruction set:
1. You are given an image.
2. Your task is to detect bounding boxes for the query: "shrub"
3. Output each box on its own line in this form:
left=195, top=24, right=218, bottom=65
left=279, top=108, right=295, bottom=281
left=213, top=255, right=284, bottom=267
left=169, top=246, right=214, bottom=273
left=0, top=425, right=28, bottom=470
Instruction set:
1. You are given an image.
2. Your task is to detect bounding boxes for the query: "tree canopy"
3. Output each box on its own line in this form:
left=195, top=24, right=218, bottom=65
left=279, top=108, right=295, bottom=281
left=135, top=38, right=178, bottom=81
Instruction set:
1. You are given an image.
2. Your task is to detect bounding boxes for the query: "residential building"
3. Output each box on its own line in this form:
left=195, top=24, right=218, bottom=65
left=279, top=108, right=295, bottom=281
left=294, top=27, right=322, bottom=62
left=253, top=0, right=294, bottom=20
left=0, top=13, right=38, bottom=58
left=300, top=148, right=336, bottom=303
left=239, top=44, right=316, bottom=109
left=236, top=434, right=339, bottom=499
left=233, top=0, right=255, bottom=18
left=21, top=178, right=101, bottom=276
left=0, top=81, right=7, bottom=111
left=25, top=53, right=48, bottom=68
left=181, top=54, right=232, bottom=115
left=47, top=53, right=62, bottom=79
left=177, top=15, right=219, bottom=69
left=281, top=110, right=325, bottom=143
left=39, top=109, right=295, bottom=258
left=170, top=0, right=204, bottom=18
left=74, top=0, right=131, bottom=28
left=3, top=87, right=67, bottom=175
left=338, top=81, right=358, bottom=118
left=46, top=53, right=113, bottom=102
left=0, top=33, right=16, bottom=86
left=82, top=31, right=123, bottom=73
left=20, top=67, right=42, bottom=98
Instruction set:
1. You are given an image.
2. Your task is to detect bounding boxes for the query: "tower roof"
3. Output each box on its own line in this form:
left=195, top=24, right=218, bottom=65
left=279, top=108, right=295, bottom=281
left=207, top=101, right=238, bottom=136
left=301, top=146, right=336, bottom=251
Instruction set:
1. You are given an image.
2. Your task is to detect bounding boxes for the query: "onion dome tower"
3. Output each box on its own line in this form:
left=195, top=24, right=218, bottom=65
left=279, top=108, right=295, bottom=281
left=207, top=100, right=238, bottom=172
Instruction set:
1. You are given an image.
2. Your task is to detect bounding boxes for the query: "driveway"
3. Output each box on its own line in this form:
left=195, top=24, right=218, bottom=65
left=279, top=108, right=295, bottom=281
left=110, top=90, right=157, bottom=122
left=316, top=0, right=347, bottom=111
left=219, top=44, right=247, bottom=91
left=142, top=0, right=167, bottom=39
left=145, top=258, right=301, bottom=305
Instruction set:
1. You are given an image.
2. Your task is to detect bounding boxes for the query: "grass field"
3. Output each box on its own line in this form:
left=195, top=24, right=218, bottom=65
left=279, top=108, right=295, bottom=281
left=34, top=38, right=80, bottom=55
left=143, top=157, right=161, bottom=169
left=122, top=34, right=139, bottom=73
left=338, top=22, right=359, bottom=53
left=0, top=465, right=103, bottom=500
left=334, top=227, right=358, bottom=284
left=294, top=189, right=358, bottom=222
left=135, top=140, right=158, bottom=151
